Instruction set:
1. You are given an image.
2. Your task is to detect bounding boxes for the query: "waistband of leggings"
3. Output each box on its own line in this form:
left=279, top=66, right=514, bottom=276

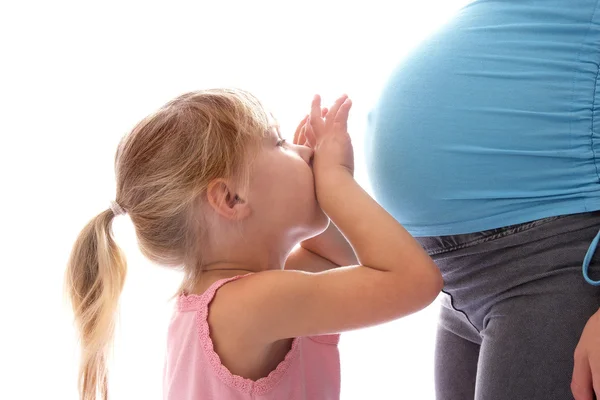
left=415, top=213, right=593, bottom=256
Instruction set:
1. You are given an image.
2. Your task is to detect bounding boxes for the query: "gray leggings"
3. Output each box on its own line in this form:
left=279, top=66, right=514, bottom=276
left=416, top=212, right=600, bottom=400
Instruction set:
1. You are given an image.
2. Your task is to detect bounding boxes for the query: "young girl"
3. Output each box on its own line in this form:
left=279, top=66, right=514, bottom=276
left=65, top=89, right=443, bottom=400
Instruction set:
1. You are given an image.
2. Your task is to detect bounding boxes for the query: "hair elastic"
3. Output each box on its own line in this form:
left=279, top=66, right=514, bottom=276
left=110, top=200, right=126, bottom=216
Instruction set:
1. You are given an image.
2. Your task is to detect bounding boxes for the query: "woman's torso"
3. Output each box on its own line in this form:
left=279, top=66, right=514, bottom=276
left=366, top=0, right=600, bottom=236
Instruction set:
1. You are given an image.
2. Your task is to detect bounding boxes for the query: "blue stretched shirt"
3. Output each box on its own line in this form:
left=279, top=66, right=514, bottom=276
left=366, top=0, right=600, bottom=237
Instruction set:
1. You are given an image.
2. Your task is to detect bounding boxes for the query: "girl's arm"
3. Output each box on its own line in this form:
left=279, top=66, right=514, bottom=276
left=221, top=170, right=442, bottom=343
left=218, top=96, right=442, bottom=345
left=285, top=221, right=357, bottom=272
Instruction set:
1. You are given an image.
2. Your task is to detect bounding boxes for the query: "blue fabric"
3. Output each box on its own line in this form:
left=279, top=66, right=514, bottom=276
left=583, top=228, right=600, bottom=285
left=365, top=0, right=600, bottom=237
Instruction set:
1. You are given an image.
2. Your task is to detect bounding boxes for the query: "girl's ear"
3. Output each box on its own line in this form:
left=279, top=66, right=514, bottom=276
left=206, top=179, right=251, bottom=221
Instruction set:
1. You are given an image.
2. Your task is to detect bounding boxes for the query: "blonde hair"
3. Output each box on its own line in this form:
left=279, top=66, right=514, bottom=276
left=65, top=89, right=270, bottom=400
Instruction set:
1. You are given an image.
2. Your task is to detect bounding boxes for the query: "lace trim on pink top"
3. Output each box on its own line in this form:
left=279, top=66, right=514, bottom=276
left=177, top=274, right=301, bottom=395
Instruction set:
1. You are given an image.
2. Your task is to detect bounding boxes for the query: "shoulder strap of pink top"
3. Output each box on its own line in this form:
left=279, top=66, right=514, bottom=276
left=177, top=274, right=251, bottom=312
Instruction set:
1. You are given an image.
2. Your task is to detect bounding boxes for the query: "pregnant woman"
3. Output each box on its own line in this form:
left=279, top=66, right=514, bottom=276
left=366, top=1, right=600, bottom=399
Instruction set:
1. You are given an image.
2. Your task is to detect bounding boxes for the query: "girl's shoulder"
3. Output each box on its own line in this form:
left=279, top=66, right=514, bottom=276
left=177, top=273, right=251, bottom=313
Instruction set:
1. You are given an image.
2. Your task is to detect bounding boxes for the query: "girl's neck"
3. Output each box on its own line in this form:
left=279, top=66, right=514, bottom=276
left=188, top=263, right=256, bottom=295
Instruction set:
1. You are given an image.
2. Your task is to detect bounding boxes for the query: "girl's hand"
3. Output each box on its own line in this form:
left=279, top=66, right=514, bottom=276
left=293, top=107, right=328, bottom=147
left=306, top=94, right=354, bottom=177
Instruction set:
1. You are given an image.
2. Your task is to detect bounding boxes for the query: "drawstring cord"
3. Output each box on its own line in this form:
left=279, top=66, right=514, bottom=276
left=583, top=229, right=600, bottom=285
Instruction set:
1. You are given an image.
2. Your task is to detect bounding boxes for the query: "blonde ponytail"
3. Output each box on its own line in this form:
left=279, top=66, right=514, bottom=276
left=65, top=209, right=127, bottom=400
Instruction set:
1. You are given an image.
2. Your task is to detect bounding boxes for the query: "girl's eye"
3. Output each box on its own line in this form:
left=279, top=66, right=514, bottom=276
left=277, top=139, right=287, bottom=147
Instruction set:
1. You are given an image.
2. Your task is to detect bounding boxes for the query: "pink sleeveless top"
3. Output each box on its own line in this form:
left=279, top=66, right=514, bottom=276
left=163, top=275, right=341, bottom=400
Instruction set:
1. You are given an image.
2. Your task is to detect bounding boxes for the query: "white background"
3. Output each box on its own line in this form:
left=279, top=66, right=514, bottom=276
left=0, top=1, right=471, bottom=398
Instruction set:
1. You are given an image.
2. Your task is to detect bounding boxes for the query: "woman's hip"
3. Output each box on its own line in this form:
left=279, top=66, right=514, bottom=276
left=418, top=211, right=600, bottom=331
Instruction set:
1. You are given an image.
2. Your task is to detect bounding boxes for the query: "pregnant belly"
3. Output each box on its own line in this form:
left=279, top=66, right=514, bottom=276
left=365, top=0, right=600, bottom=235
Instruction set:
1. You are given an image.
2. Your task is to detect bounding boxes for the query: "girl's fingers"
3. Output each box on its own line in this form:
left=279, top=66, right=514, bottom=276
left=305, top=121, right=317, bottom=148
left=298, top=124, right=307, bottom=146
left=293, top=115, right=309, bottom=145
left=310, top=95, right=322, bottom=122
left=325, top=94, right=349, bottom=123
left=309, top=95, right=326, bottom=139
left=334, top=99, right=352, bottom=132
left=321, top=107, right=328, bottom=118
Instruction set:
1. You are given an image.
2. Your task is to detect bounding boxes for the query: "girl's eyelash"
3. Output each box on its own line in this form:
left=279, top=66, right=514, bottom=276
left=277, top=139, right=286, bottom=147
